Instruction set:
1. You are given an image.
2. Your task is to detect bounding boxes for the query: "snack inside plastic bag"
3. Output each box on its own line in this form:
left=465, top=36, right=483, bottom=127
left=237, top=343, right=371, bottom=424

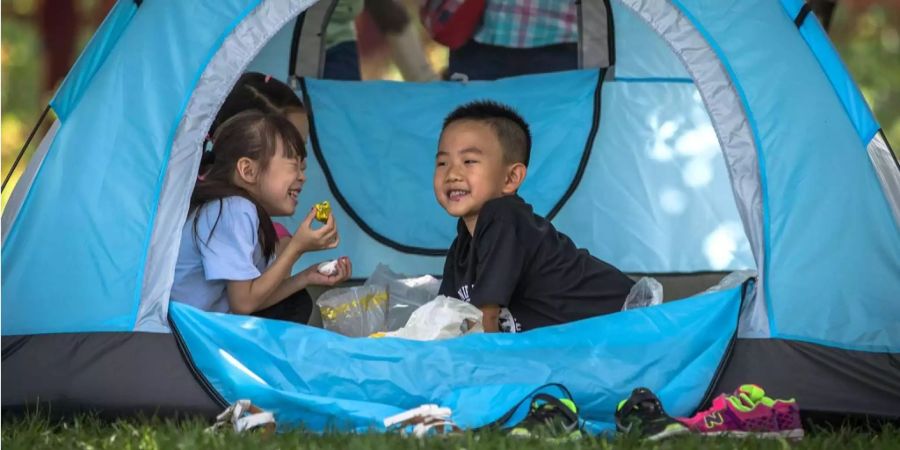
left=365, top=264, right=440, bottom=331
left=316, top=285, right=387, bottom=337
left=622, top=277, right=663, bottom=310
left=380, top=296, right=483, bottom=341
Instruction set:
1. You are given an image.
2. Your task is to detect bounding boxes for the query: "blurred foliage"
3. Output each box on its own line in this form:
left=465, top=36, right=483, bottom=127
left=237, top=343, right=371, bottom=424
left=2, top=1, right=898, bottom=210
left=831, top=2, right=900, bottom=149
left=2, top=8, right=43, bottom=208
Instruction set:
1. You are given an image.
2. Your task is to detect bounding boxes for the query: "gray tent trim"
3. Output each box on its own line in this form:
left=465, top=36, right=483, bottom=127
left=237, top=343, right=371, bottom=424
left=618, top=0, right=769, bottom=337
left=578, top=0, right=612, bottom=68
left=1, top=121, right=59, bottom=245
left=867, top=130, right=900, bottom=228
left=135, top=0, right=315, bottom=332
left=292, top=0, right=338, bottom=79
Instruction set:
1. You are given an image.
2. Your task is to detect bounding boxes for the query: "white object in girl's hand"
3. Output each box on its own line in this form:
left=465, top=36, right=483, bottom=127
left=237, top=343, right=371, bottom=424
left=317, top=259, right=339, bottom=276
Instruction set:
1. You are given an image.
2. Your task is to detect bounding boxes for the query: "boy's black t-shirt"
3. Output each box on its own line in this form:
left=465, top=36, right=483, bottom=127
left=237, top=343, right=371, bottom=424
left=439, top=195, right=634, bottom=332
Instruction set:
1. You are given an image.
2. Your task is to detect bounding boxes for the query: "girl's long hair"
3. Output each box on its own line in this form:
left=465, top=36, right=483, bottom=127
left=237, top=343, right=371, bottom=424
left=191, top=110, right=306, bottom=262
left=201, top=72, right=305, bottom=170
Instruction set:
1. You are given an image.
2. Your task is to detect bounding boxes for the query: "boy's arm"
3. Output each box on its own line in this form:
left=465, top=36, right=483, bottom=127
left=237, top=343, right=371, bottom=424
left=479, top=305, right=501, bottom=332
left=469, top=219, right=525, bottom=331
left=438, top=238, right=458, bottom=297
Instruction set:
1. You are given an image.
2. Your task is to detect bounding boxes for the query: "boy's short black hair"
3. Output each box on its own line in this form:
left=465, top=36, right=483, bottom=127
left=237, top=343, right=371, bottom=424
left=442, top=100, right=531, bottom=167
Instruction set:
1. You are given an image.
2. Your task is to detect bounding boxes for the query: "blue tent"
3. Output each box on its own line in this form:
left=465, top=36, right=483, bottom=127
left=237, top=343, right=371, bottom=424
left=3, top=0, right=898, bottom=432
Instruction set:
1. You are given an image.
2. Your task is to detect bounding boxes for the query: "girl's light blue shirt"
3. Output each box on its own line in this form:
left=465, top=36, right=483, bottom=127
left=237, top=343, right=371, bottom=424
left=171, top=196, right=269, bottom=312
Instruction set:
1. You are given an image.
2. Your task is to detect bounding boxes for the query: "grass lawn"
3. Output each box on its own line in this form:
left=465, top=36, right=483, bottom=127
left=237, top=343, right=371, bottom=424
left=3, top=414, right=898, bottom=450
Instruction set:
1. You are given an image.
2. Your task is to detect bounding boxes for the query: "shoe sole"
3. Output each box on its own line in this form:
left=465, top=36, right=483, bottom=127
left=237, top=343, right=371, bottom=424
left=646, top=425, right=690, bottom=442
left=698, top=429, right=805, bottom=440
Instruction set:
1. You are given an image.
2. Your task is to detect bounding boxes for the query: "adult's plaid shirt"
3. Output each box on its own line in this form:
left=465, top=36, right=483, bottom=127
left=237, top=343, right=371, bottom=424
left=422, top=0, right=577, bottom=48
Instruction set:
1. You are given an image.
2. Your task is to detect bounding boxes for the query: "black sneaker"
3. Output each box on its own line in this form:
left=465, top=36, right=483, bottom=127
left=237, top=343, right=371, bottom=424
left=615, top=387, right=689, bottom=441
left=509, top=394, right=582, bottom=440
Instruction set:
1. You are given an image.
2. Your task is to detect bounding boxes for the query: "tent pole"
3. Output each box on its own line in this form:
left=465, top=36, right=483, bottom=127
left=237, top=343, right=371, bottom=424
left=2, top=104, right=51, bottom=193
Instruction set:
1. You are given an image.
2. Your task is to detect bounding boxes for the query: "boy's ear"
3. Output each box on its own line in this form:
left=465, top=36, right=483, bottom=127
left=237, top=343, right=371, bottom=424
left=235, top=157, right=259, bottom=184
left=502, top=163, right=527, bottom=195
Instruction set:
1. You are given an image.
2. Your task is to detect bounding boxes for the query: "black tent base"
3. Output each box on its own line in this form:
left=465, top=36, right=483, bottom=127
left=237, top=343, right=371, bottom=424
left=711, top=338, right=900, bottom=421
left=1, top=332, right=222, bottom=420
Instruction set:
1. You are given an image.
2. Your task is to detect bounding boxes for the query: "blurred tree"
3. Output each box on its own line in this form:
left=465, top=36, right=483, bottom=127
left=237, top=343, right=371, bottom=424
left=40, top=0, right=77, bottom=94
left=811, top=0, right=840, bottom=30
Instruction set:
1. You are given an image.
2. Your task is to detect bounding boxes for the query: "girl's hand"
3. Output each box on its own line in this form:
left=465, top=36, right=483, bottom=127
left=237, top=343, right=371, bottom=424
left=289, top=207, right=340, bottom=254
left=302, top=257, right=352, bottom=287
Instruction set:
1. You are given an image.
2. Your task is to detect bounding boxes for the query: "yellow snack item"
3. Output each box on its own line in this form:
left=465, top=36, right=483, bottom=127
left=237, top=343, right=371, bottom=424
left=319, top=290, right=388, bottom=323
left=314, top=201, right=331, bottom=223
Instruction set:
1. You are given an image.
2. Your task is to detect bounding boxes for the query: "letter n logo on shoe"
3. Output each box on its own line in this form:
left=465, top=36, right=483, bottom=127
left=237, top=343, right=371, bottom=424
left=704, top=411, right=724, bottom=428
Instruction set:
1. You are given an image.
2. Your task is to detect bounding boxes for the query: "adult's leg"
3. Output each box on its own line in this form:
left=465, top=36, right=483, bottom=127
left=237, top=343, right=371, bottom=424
left=448, top=40, right=577, bottom=80
left=509, top=43, right=578, bottom=76
left=323, top=40, right=362, bottom=80
left=447, top=40, right=508, bottom=80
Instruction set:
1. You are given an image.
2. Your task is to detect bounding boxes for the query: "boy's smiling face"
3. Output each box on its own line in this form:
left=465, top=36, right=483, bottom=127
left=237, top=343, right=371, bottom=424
left=434, top=120, right=521, bottom=234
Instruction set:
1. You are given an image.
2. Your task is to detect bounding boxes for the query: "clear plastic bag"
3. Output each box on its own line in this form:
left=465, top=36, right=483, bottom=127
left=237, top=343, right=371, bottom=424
left=622, top=277, right=664, bottom=311
left=379, top=296, right=483, bottom=341
left=316, top=285, right=388, bottom=337
left=704, top=270, right=757, bottom=293
left=365, top=264, right=441, bottom=331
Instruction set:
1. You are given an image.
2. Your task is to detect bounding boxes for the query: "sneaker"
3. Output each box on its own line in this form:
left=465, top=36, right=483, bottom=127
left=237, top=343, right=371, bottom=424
left=680, top=384, right=794, bottom=438
left=725, top=396, right=800, bottom=439
left=615, top=388, right=689, bottom=441
left=735, top=384, right=804, bottom=439
left=509, top=395, right=582, bottom=440
left=765, top=398, right=805, bottom=439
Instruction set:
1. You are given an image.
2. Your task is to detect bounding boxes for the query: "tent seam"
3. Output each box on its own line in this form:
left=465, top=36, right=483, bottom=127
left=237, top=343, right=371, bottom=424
left=665, top=0, right=776, bottom=337
left=775, top=0, right=879, bottom=146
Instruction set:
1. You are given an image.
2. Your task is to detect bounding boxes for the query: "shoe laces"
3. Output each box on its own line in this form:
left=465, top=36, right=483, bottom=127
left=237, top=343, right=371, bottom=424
left=518, top=395, right=579, bottom=434
left=616, top=388, right=668, bottom=432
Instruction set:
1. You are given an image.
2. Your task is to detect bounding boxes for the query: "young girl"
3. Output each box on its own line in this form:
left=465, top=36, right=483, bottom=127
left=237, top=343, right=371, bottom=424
left=171, top=109, right=351, bottom=316
left=200, top=72, right=310, bottom=254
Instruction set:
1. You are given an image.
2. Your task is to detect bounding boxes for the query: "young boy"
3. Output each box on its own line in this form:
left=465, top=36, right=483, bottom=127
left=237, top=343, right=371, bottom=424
left=434, top=100, right=634, bottom=333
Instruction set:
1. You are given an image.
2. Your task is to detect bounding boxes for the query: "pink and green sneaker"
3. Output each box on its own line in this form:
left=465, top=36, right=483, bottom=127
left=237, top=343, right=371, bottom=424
left=679, top=393, right=774, bottom=437
left=733, top=384, right=804, bottom=439
left=756, top=395, right=804, bottom=438
left=679, top=384, right=803, bottom=439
